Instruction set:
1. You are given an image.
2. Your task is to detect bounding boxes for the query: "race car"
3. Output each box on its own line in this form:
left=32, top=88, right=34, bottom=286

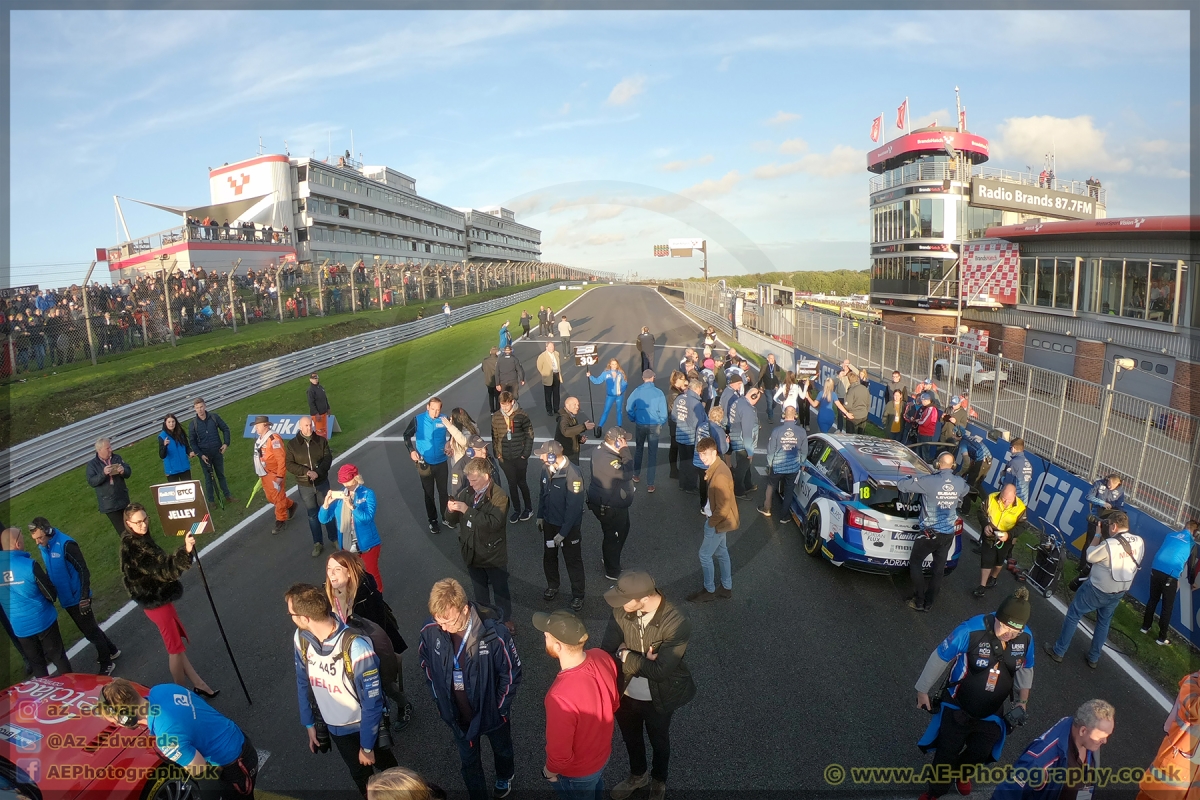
left=933, top=356, right=1008, bottom=386
left=790, top=433, right=963, bottom=573
left=0, top=674, right=196, bottom=800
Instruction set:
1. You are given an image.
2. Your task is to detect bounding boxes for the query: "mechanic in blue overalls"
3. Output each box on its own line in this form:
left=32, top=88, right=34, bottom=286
left=1000, top=438, right=1034, bottom=506
left=759, top=406, right=806, bottom=523
left=1079, top=473, right=1125, bottom=573
left=914, top=588, right=1035, bottom=800
left=898, top=452, right=969, bottom=613
left=953, top=426, right=992, bottom=515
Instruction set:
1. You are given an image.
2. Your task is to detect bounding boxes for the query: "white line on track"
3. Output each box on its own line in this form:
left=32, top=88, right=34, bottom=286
left=513, top=339, right=693, bottom=351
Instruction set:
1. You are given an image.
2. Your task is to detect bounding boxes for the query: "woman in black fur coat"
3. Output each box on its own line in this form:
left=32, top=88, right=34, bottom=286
left=119, top=502, right=217, bottom=697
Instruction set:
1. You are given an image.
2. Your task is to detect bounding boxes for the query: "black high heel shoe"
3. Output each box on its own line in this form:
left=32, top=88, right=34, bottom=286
left=193, top=687, right=220, bottom=699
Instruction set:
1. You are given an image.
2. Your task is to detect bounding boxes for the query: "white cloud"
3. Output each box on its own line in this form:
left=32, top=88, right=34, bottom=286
left=753, top=145, right=864, bottom=180
left=992, top=115, right=1132, bottom=173
left=681, top=170, right=742, bottom=200
left=765, top=111, right=800, bottom=126
left=660, top=154, right=715, bottom=172
left=606, top=75, right=646, bottom=106
left=910, top=108, right=949, bottom=130
left=779, top=138, right=808, bottom=155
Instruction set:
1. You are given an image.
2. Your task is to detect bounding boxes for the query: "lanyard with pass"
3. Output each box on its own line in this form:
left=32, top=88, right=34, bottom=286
left=452, top=617, right=474, bottom=691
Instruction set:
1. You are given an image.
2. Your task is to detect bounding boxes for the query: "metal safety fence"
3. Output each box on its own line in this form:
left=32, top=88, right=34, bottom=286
left=0, top=282, right=579, bottom=503
left=683, top=281, right=1199, bottom=528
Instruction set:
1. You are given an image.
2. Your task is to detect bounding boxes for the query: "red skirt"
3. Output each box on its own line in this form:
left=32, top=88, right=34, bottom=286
left=144, top=603, right=189, bottom=655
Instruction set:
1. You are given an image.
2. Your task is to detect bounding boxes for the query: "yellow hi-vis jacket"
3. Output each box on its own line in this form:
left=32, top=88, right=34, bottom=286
left=985, top=493, right=1026, bottom=532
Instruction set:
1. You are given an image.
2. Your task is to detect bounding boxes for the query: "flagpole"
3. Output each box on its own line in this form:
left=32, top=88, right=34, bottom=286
left=905, top=96, right=910, bottom=131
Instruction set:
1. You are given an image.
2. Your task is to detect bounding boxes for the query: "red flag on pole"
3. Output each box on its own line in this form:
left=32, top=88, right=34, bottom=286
left=870, top=115, right=882, bottom=142
left=896, top=99, right=907, bottom=130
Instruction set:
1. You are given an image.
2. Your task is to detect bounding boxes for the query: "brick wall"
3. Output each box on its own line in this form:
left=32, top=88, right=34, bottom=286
left=999, top=325, right=1026, bottom=362
left=1170, top=360, right=1199, bottom=418
left=881, top=311, right=957, bottom=338
left=1070, top=339, right=1106, bottom=406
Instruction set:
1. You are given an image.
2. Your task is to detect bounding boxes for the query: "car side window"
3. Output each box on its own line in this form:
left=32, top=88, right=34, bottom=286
left=826, top=454, right=854, bottom=496
left=807, top=439, right=827, bottom=465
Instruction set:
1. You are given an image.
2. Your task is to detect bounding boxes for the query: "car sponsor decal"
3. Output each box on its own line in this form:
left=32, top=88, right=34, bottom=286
left=0, top=723, right=43, bottom=750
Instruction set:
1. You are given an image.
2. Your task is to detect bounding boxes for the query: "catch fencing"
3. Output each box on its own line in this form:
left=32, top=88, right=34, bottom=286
left=0, top=282, right=577, bottom=503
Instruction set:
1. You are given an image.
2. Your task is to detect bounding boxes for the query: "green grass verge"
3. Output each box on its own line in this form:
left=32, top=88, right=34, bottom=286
left=0, top=287, right=588, bottom=689
left=3, top=281, right=559, bottom=446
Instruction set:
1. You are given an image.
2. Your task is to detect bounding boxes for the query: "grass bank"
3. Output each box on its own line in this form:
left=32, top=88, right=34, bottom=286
left=3, top=281, right=558, bottom=446
left=0, top=287, right=588, bottom=689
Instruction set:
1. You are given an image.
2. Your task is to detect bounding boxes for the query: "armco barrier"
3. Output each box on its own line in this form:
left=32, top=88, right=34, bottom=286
left=0, top=283, right=572, bottom=503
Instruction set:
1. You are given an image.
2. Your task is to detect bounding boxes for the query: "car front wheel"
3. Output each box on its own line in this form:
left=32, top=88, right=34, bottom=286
left=141, top=766, right=199, bottom=800
left=804, top=507, right=823, bottom=557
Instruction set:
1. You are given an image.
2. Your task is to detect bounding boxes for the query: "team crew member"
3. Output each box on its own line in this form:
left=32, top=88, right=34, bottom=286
left=320, top=464, right=386, bottom=593
left=1137, top=670, right=1198, bottom=800
left=718, top=373, right=743, bottom=426
left=991, top=699, right=1114, bottom=800
left=556, top=396, right=594, bottom=466
left=30, top=518, right=119, bottom=674
left=602, top=572, right=696, bottom=800
left=99, top=678, right=258, bottom=800
left=954, top=426, right=992, bottom=512
left=419, top=578, right=522, bottom=800
left=759, top=406, right=805, bottom=523
left=482, top=348, right=501, bottom=414
left=1141, top=520, right=1200, bottom=645
left=688, top=438, right=738, bottom=603
left=1045, top=511, right=1144, bottom=669
left=189, top=398, right=235, bottom=506
left=287, top=583, right=397, bottom=796
left=309, top=372, right=333, bottom=439
left=535, top=441, right=587, bottom=610
left=694, top=407, right=729, bottom=511
left=0, top=527, right=71, bottom=677
left=286, top=415, right=340, bottom=558
left=492, top=392, right=535, bottom=523
left=672, top=378, right=707, bottom=492
left=898, top=452, right=969, bottom=612
left=757, top=353, right=781, bottom=423
left=537, top=342, right=564, bottom=416
left=119, top=504, right=217, bottom=697
left=588, top=359, right=629, bottom=429
left=665, top=372, right=687, bottom=479
left=589, top=427, right=636, bottom=580
left=158, top=414, right=193, bottom=481
left=495, top=345, right=525, bottom=401
left=626, top=369, right=668, bottom=492
left=1001, top=438, right=1033, bottom=505
left=915, top=589, right=1036, bottom=800
left=727, top=387, right=761, bottom=498
left=86, top=438, right=133, bottom=534
left=445, top=458, right=514, bottom=629
left=535, top=610, right=619, bottom=798
left=972, top=485, right=1026, bottom=598
left=404, top=398, right=452, bottom=535
left=252, top=415, right=297, bottom=534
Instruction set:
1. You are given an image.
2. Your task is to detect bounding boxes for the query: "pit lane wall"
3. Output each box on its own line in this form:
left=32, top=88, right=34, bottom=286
left=733, top=326, right=1196, bottom=649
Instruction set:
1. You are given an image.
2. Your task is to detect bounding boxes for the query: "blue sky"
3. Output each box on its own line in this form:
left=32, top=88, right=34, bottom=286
left=9, top=9, right=1190, bottom=288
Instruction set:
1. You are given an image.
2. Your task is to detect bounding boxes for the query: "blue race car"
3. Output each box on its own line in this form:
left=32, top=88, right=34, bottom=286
left=789, top=433, right=963, bottom=573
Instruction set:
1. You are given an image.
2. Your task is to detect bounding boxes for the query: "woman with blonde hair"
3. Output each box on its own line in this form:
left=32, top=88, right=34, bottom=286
left=367, top=767, right=443, bottom=800
left=319, top=463, right=384, bottom=591
left=587, top=357, right=628, bottom=429
left=806, top=377, right=851, bottom=434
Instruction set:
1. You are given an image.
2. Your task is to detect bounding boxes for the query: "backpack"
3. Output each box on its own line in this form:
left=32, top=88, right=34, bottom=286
left=301, top=618, right=398, bottom=698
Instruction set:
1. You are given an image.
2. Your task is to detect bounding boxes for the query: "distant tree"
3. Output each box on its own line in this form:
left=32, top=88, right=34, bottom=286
left=690, top=269, right=870, bottom=297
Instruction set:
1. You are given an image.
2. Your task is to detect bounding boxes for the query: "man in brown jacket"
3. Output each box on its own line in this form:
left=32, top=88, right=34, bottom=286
left=688, top=437, right=738, bottom=602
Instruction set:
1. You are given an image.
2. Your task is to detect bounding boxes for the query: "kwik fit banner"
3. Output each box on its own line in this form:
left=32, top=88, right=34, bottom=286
left=242, top=414, right=342, bottom=439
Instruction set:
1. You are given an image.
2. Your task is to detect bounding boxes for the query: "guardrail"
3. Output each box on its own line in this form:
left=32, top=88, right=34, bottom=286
left=0, top=283, right=569, bottom=502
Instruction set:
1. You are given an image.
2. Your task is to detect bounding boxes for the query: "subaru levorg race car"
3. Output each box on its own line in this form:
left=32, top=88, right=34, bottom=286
left=790, top=433, right=963, bottom=573
left=0, top=674, right=197, bottom=800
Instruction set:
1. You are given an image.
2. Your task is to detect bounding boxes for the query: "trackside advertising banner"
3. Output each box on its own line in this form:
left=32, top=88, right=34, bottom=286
left=791, top=346, right=1196, bottom=648
left=242, top=414, right=342, bottom=439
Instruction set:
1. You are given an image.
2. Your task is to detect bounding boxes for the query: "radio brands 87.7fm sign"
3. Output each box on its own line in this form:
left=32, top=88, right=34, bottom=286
left=970, top=177, right=1098, bottom=220
left=151, top=480, right=213, bottom=538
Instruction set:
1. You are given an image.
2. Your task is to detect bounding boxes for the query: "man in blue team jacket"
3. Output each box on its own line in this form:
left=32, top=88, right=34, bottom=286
left=672, top=378, right=706, bottom=492
left=899, top=452, right=969, bottom=612
left=625, top=369, right=668, bottom=491
left=728, top=388, right=761, bottom=498
left=990, top=699, right=1114, bottom=800
left=759, top=406, right=806, bottom=523
left=0, top=527, right=71, bottom=677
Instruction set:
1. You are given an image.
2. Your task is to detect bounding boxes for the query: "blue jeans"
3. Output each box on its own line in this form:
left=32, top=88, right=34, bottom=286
left=634, top=423, right=660, bottom=485
left=699, top=522, right=731, bottom=592
left=454, top=720, right=515, bottom=800
left=552, top=766, right=606, bottom=800
left=598, top=395, right=622, bottom=428
left=1053, top=580, right=1123, bottom=664
left=762, top=390, right=776, bottom=423
left=298, top=481, right=339, bottom=545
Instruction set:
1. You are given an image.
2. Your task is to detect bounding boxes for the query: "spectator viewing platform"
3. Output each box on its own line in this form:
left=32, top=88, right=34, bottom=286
left=870, top=163, right=1107, bottom=209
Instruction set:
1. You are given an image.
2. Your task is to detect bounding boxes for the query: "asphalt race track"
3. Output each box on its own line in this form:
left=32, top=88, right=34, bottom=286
left=94, top=286, right=1167, bottom=799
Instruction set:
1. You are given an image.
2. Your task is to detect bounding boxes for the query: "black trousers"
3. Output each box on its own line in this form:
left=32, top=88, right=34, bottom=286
left=20, top=622, right=71, bottom=678
left=65, top=603, right=117, bottom=665
left=677, top=443, right=697, bottom=490
left=615, top=696, right=675, bottom=783
left=640, top=351, right=652, bottom=372
left=166, top=470, right=193, bottom=482
left=468, top=565, right=512, bottom=622
left=592, top=505, right=631, bottom=577
left=1143, top=569, right=1179, bottom=640
left=698, top=469, right=709, bottom=510
left=542, top=522, right=585, bottom=599
left=419, top=461, right=450, bottom=524
left=909, top=532, right=956, bottom=609
left=927, top=708, right=1003, bottom=797
left=330, top=729, right=398, bottom=797
left=499, top=458, right=531, bottom=516
left=667, top=420, right=679, bottom=478
left=104, top=509, right=126, bottom=534
left=486, top=385, right=501, bottom=414
left=732, top=450, right=754, bottom=495
left=195, top=733, right=259, bottom=800
left=764, top=471, right=797, bottom=520
left=543, top=375, right=561, bottom=414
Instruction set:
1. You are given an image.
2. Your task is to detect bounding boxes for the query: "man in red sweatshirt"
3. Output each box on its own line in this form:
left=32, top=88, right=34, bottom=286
left=534, top=609, right=619, bottom=799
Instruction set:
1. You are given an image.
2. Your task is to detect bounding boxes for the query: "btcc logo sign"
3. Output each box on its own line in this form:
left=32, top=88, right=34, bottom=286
left=157, top=483, right=196, bottom=506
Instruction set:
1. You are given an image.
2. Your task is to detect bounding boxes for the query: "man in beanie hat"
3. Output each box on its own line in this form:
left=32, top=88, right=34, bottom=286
left=601, top=572, right=695, bottom=800
left=535, top=610, right=619, bottom=797
left=252, top=415, right=296, bottom=534
left=914, top=587, right=1035, bottom=799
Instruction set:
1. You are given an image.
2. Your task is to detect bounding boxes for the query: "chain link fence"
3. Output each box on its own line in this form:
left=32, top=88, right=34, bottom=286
left=684, top=281, right=1199, bottom=528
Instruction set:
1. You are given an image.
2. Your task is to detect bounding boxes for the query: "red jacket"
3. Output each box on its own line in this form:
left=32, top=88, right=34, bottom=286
left=917, top=405, right=940, bottom=437
left=545, top=649, right=619, bottom=777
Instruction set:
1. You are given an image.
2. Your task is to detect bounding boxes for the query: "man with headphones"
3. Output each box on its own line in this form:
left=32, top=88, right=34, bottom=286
left=99, top=677, right=257, bottom=799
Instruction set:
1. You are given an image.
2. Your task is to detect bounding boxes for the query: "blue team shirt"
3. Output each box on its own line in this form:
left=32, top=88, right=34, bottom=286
left=896, top=469, right=969, bottom=534
left=146, top=684, right=244, bottom=767
left=1001, top=452, right=1033, bottom=504
left=1151, top=528, right=1197, bottom=578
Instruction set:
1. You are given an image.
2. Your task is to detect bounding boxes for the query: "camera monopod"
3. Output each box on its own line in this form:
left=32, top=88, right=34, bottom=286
left=190, top=515, right=253, bottom=705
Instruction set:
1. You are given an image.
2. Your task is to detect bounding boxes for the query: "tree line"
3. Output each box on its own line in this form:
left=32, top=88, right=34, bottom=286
left=689, top=269, right=870, bottom=297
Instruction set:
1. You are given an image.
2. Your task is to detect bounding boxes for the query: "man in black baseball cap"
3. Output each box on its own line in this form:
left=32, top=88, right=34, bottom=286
left=307, top=372, right=331, bottom=438
left=535, top=440, right=587, bottom=611
left=588, top=427, right=635, bottom=581
left=600, top=572, right=696, bottom=800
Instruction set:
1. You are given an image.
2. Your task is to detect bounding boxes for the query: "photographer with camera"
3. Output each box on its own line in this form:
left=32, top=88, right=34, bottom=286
left=914, top=588, right=1035, bottom=800
left=1076, top=474, right=1125, bottom=575
left=1045, top=510, right=1143, bottom=669
left=287, top=582, right=398, bottom=797
left=971, top=485, right=1026, bottom=599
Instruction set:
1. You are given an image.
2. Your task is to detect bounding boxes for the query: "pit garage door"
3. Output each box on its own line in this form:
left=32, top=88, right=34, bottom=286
left=1025, top=332, right=1077, bottom=375
left=1103, top=344, right=1175, bottom=409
